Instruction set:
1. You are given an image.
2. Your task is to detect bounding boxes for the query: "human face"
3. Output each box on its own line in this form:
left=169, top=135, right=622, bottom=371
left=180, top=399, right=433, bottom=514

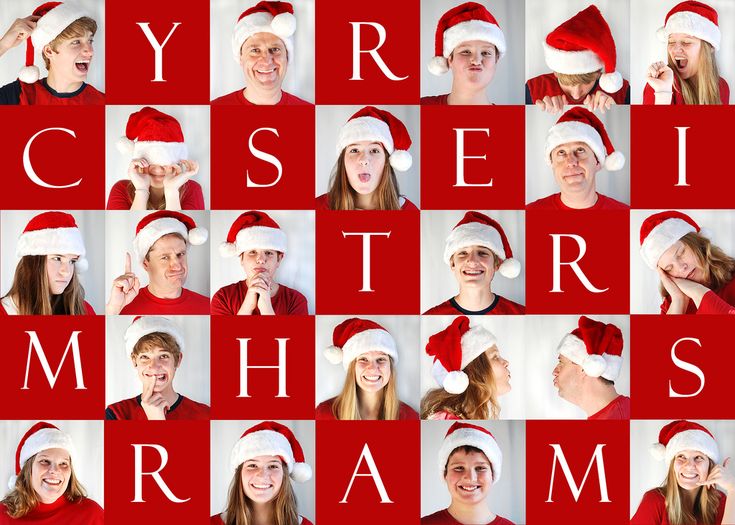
left=134, top=346, right=179, bottom=394
left=241, top=455, right=284, bottom=504
left=448, top=40, right=497, bottom=89
left=657, top=240, right=705, bottom=284
left=354, top=351, right=391, bottom=393
left=559, top=79, right=597, bottom=102
left=444, top=449, right=492, bottom=506
left=486, top=346, right=511, bottom=395
left=552, top=354, right=584, bottom=401
left=31, top=449, right=71, bottom=504
left=344, top=141, right=386, bottom=197
left=240, top=32, right=287, bottom=92
left=450, top=246, right=497, bottom=289
left=143, top=235, right=188, bottom=291
left=673, top=450, right=710, bottom=492
left=46, top=254, right=78, bottom=295
left=668, top=34, right=702, bottom=80
left=46, top=31, right=94, bottom=82
left=240, top=249, right=282, bottom=280
left=551, top=141, right=601, bottom=195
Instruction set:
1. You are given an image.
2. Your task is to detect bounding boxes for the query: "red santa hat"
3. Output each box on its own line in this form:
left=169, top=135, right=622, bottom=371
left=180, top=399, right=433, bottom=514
left=324, top=318, right=398, bottom=370
left=232, top=1, right=296, bottom=62
left=16, top=211, right=88, bottom=272
left=425, top=316, right=497, bottom=394
left=438, top=422, right=502, bottom=483
left=557, top=316, right=624, bottom=380
left=133, top=211, right=208, bottom=264
left=336, top=106, right=413, bottom=172
left=8, top=421, right=76, bottom=491
left=657, top=1, right=721, bottom=50
left=219, top=211, right=287, bottom=258
left=639, top=210, right=701, bottom=270
left=116, top=107, right=188, bottom=167
left=124, top=316, right=185, bottom=357
left=543, top=5, right=623, bottom=93
left=650, top=420, right=719, bottom=465
left=18, top=1, right=90, bottom=83
left=545, top=107, right=625, bottom=171
left=428, top=2, right=506, bottom=76
left=444, top=211, right=520, bottom=279
left=230, top=421, right=312, bottom=482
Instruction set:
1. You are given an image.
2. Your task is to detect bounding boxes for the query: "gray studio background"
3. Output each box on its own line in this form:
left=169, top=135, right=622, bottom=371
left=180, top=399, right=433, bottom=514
left=1, top=210, right=105, bottom=313
left=209, top=210, right=315, bottom=315
left=315, top=315, right=421, bottom=415
left=420, top=0, right=525, bottom=104
left=209, top=0, right=315, bottom=103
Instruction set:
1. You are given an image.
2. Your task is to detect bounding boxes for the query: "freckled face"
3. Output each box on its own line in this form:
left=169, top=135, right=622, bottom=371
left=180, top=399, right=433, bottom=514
left=241, top=455, right=284, bottom=503
left=354, top=351, right=391, bottom=393
left=673, top=450, right=710, bottom=492
left=444, top=449, right=493, bottom=506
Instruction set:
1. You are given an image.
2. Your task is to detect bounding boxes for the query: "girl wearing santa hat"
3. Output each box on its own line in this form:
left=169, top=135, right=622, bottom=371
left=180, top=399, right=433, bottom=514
left=639, top=211, right=735, bottom=314
left=422, top=422, right=515, bottom=524
left=107, top=106, right=205, bottom=211
left=211, top=421, right=313, bottom=525
left=1, top=211, right=95, bottom=315
left=0, top=422, right=103, bottom=523
left=421, top=316, right=511, bottom=420
left=644, top=1, right=729, bottom=105
left=316, top=106, right=417, bottom=211
left=316, top=318, right=418, bottom=420
left=421, top=2, right=505, bottom=105
left=631, top=420, right=734, bottom=525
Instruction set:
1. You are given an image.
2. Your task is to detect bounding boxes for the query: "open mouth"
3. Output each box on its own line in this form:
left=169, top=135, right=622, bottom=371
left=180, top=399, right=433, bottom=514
left=462, top=269, right=484, bottom=276
left=674, top=57, right=688, bottom=70
left=75, top=60, right=89, bottom=73
left=680, top=472, right=699, bottom=481
left=250, top=483, right=273, bottom=491
left=458, top=484, right=480, bottom=493
left=358, top=173, right=371, bottom=183
left=362, top=375, right=382, bottom=384
left=42, top=478, right=63, bottom=486
left=145, top=373, right=167, bottom=383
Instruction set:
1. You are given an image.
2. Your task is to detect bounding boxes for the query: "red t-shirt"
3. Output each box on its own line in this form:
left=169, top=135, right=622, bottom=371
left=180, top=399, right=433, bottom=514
left=16, top=79, right=105, bottom=105
left=210, top=513, right=314, bottom=525
left=0, top=298, right=95, bottom=315
left=105, top=394, right=210, bottom=420
left=315, top=193, right=418, bottom=210
left=660, top=278, right=735, bottom=314
left=315, top=397, right=419, bottom=420
left=423, top=296, right=526, bottom=315
left=526, top=192, right=629, bottom=211
left=119, top=286, right=210, bottom=315
left=426, top=410, right=461, bottom=420
left=588, top=395, right=630, bottom=420
left=421, top=509, right=515, bottom=525
left=211, top=88, right=312, bottom=106
left=0, top=497, right=104, bottom=524
left=106, top=179, right=205, bottom=210
left=631, top=488, right=726, bottom=525
left=643, top=76, right=730, bottom=105
left=525, top=72, right=630, bottom=105
left=210, top=281, right=308, bottom=315
left=420, top=94, right=450, bottom=105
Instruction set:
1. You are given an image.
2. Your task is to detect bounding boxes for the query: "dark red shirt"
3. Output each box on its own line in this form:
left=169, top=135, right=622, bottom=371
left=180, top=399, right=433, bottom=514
left=0, top=78, right=104, bottom=105
left=588, top=395, right=630, bottom=420
left=526, top=192, right=629, bottom=211
left=424, top=296, right=526, bottom=315
left=106, top=180, right=205, bottom=210
left=0, top=497, right=103, bottom=524
left=106, top=394, right=210, bottom=420
left=661, top=278, right=735, bottom=314
left=421, top=509, right=515, bottom=525
left=211, top=281, right=308, bottom=315
left=420, top=94, right=450, bottom=105
left=643, top=76, right=729, bottom=105
left=525, top=72, right=630, bottom=105
left=631, top=488, right=726, bottom=525
left=211, top=88, right=311, bottom=106
left=315, top=397, right=419, bottom=420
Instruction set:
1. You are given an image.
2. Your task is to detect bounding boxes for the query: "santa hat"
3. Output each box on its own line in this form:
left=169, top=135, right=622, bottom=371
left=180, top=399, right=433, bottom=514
left=543, top=5, right=623, bottom=93
left=425, top=316, right=496, bottom=394
left=336, top=106, right=413, bottom=172
left=8, top=422, right=76, bottom=491
left=444, top=211, right=520, bottom=279
left=324, top=318, right=398, bottom=370
left=557, top=316, right=624, bottom=381
left=124, top=316, right=185, bottom=357
left=657, top=1, right=721, bottom=51
left=230, top=421, right=312, bottom=483
left=133, top=211, right=208, bottom=264
left=650, top=420, right=719, bottom=465
left=18, top=1, right=89, bottom=83
left=232, top=1, right=296, bottom=63
left=639, top=210, right=701, bottom=270
left=438, top=422, right=502, bottom=483
left=116, top=107, right=188, bottom=167
left=219, top=211, right=287, bottom=258
left=428, top=2, right=506, bottom=76
left=545, top=107, right=625, bottom=171
left=16, top=211, right=88, bottom=272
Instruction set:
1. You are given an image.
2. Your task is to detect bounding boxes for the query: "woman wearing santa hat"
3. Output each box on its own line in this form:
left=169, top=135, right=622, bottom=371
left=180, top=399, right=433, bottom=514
left=0, top=422, right=103, bottom=523
left=316, top=318, right=419, bottom=420
left=422, top=2, right=505, bottom=105
left=644, top=1, right=729, bottom=105
left=421, top=316, right=511, bottom=420
left=639, top=211, right=735, bottom=314
left=211, top=421, right=313, bottom=525
left=107, top=106, right=205, bottom=211
left=316, top=106, right=417, bottom=211
left=631, top=420, right=734, bottom=525
left=422, top=422, right=515, bottom=524
left=1, top=211, right=95, bottom=315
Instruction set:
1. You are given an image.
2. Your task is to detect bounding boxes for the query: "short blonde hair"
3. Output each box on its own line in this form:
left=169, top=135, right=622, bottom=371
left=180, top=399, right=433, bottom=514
left=132, top=332, right=182, bottom=367
left=554, top=69, right=601, bottom=86
left=42, top=17, right=97, bottom=70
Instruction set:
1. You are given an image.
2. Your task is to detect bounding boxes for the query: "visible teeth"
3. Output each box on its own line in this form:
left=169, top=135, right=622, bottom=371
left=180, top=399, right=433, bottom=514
left=44, top=479, right=62, bottom=485
left=257, top=69, right=275, bottom=73
left=459, top=485, right=478, bottom=491
left=252, top=484, right=272, bottom=489
left=363, top=376, right=380, bottom=381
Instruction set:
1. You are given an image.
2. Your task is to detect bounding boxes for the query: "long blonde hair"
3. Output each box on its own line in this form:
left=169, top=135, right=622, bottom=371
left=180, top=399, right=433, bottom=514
left=332, top=358, right=400, bottom=420
left=668, top=41, right=722, bottom=105
left=222, top=463, right=299, bottom=525
left=659, top=458, right=721, bottom=525
left=326, top=149, right=401, bottom=210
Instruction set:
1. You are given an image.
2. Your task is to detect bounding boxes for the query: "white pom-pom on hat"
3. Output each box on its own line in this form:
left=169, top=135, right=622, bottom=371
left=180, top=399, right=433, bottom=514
left=116, top=136, right=135, bottom=156
left=271, top=11, right=296, bottom=38
left=604, top=150, right=625, bottom=171
left=443, top=370, right=469, bottom=394
left=498, top=257, right=521, bottom=279
left=7, top=474, right=17, bottom=492
left=323, top=345, right=343, bottom=365
left=18, top=65, right=40, bottom=84
left=599, top=71, right=623, bottom=94
left=389, top=149, right=412, bottom=172
left=650, top=442, right=667, bottom=461
left=428, top=56, right=449, bottom=76
left=188, top=227, right=208, bottom=246
left=582, top=354, right=607, bottom=378
left=291, top=462, right=312, bottom=483
left=219, top=241, right=240, bottom=258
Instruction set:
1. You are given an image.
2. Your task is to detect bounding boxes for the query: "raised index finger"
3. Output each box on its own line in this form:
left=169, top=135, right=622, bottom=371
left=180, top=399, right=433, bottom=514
left=124, top=252, right=132, bottom=274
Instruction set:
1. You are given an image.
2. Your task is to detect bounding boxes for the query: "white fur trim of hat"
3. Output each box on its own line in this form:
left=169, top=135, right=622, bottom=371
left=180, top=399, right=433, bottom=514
left=652, top=429, right=720, bottom=465
left=442, top=19, right=506, bottom=60
left=9, top=427, right=76, bottom=490
left=336, top=116, right=394, bottom=156
left=133, top=217, right=208, bottom=264
left=16, top=225, right=88, bottom=273
left=545, top=120, right=608, bottom=168
left=230, top=428, right=311, bottom=482
left=437, top=425, right=503, bottom=483
left=129, top=141, right=189, bottom=167
left=230, top=225, right=287, bottom=257
left=542, top=40, right=603, bottom=75
left=640, top=217, right=697, bottom=270
left=124, top=316, right=185, bottom=357
left=656, top=11, right=721, bottom=51
left=557, top=333, right=622, bottom=381
left=337, top=328, right=398, bottom=370
left=431, top=324, right=496, bottom=394
left=232, top=10, right=295, bottom=63
left=443, top=221, right=506, bottom=265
